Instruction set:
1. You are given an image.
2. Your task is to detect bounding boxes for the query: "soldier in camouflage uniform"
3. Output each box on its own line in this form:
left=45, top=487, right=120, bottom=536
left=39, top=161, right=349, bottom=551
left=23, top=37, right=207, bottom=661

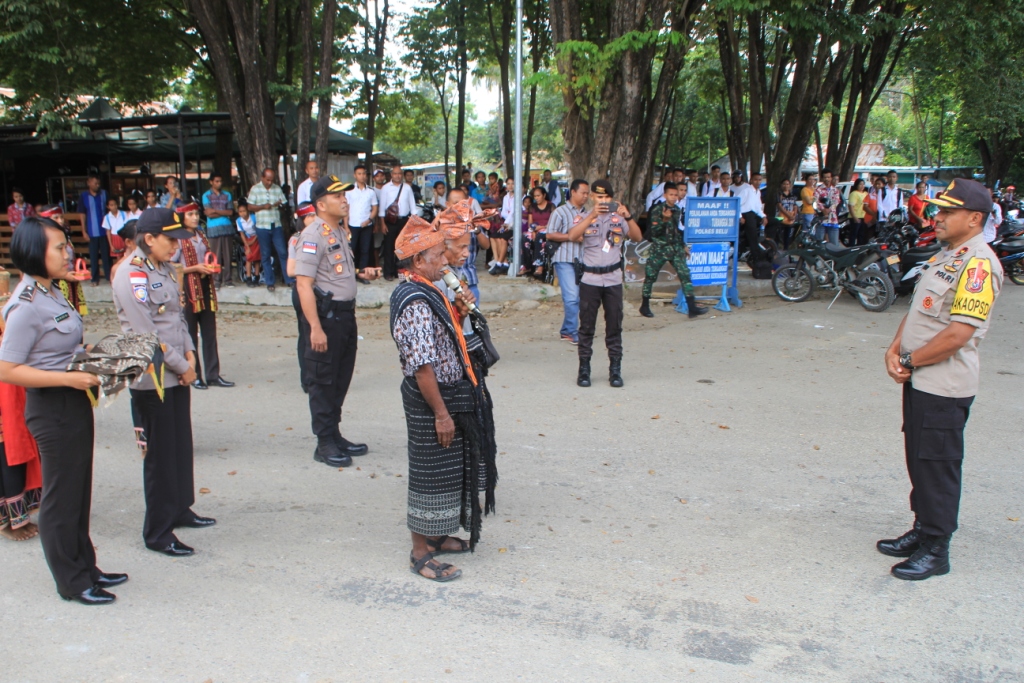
left=639, top=183, right=707, bottom=319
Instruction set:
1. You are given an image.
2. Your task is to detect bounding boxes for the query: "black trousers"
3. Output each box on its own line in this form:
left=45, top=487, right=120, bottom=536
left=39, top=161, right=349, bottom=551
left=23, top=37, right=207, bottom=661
left=184, top=277, right=220, bottom=382
left=902, top=383, right=974, bottom=536
left=349, top=225, right=373, bottom=270
left=24, top=388, right=99, bottom=597
left=381, top=217, right=409, bottom=278
left=302, top=306, right=358, bottom=438
left=578, top=282, right=623, bottom=361
left=742, top=211, right=761, bottom=260
left=131, top=385, right=195, bottom=548
left=89, top=234, right=111, bottom=283
left=291, top=286, right=309, bottom=390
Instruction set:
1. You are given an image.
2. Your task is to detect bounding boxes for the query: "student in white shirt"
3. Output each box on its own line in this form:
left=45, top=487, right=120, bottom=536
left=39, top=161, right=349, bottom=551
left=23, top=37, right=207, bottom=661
left=235, top=201, right=259, bottom=286
left=102, top=197, right=128, bottom=260
left=378, top=165, right=418, bottom=280
left=125, top=195, right=143, bottom=221
left=876, top=169, right=905, bottom=227
left=296, top=160, right=319, bottom=205
left=701, top=165, right=723, bottom=197
left=984, top=194, right=1002, bottom=243
left=345, top=164, right=379, bottom=271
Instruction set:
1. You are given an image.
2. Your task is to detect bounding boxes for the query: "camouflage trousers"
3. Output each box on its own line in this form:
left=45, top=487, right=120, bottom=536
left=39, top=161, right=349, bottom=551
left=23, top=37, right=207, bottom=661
left=642, top=242, right=693, bottom=298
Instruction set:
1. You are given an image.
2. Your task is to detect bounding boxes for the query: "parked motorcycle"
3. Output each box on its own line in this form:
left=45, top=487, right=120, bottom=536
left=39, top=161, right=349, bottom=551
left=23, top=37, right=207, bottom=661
left=773, top=219, right=896, bottom=311
left=874, top=221, right=941, bottom=296
left=993, top=236, right=1024, bottom=286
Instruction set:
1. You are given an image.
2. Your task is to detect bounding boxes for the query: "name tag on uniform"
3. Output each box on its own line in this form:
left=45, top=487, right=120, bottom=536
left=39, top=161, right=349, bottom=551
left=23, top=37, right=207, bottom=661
left=302, top=241, right=318, bottom=254
left=151, top=282, right=163, bottom=289
left=327, top=243, right=341, bottom=252
left=54, top=312, right=69, bottom=323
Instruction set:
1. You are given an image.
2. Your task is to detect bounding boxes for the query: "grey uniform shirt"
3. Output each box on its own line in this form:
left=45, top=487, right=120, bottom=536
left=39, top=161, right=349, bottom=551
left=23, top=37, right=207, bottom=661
left=547, top=202, right=587, bottom=264
left=112, top=248, right=196, bottom=390
left=901, top=232, right=1002, bottom=398
left=0, top=276, right=83, bottom=371
left=294, top=216, right=357, bottom=301
left=171, top=233, right=208, bottom=266
left=581, top=211, right=628, bottom=287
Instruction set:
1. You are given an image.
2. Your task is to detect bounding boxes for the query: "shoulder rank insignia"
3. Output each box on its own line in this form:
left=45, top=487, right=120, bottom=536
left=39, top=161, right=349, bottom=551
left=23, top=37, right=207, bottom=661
left=18, top=286, right=35, bottom=302
left=130, top=256, right=145, bottom=267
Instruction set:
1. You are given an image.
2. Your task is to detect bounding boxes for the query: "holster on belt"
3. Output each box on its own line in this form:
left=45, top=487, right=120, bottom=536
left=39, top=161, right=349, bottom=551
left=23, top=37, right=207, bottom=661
left=572, top=258, right=584, bottom=285
left=313, top=285, right=335, bottom=318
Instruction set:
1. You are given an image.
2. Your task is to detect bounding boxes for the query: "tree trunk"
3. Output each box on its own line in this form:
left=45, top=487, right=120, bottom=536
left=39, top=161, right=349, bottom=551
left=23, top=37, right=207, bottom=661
left=484, top=0, right=515, bottom=179
left=186, top=0, right=277, bottom=187
left=454, top=0, right=468, bottom=179
left=296, top=0, right=314, bottom=181
left=977, top=135, right=1020, bottom=186
left=716, top=11, right=747, bottom=173
left=316, top=0, right=337, bottom=165
left=549, top=0, right=591, bottom=179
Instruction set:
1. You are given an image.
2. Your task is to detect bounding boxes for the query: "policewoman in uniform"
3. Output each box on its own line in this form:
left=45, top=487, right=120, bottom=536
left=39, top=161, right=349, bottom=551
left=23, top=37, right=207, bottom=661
left=566, top=179, right=642, bottom=388
left=295, top=176, right=381, bottom=467
left=112, top=208, right=216, bottom=557
left=37, top=205, right=88, bottom=316
left=0, top=216, right=126, bottom=605
left=173, top=202, right=234, bottom=390
left=880, top=179, right=1003, bottom=580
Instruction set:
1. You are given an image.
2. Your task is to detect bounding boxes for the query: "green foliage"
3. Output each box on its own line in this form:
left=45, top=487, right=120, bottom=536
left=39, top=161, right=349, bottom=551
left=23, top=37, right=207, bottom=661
left=0, top=0, right=194, bottom=134
left=352, top=88, right=439, bottom=152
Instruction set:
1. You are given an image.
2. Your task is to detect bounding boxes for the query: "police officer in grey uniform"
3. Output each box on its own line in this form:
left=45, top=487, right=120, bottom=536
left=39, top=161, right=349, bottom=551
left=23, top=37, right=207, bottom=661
left=295, top=176, right=381, bottom=467
left=880, top=179, right=1003, bottom=580
left=566, top=179, right=642, bottom=388
left=113, top=208, right=216, bottom=558
left=0, top=216, right=126, bottom=605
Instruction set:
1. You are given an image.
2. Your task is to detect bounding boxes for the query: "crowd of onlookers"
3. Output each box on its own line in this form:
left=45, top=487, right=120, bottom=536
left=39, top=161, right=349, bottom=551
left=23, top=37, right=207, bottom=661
left=6, top=162, right=1019, bottom=290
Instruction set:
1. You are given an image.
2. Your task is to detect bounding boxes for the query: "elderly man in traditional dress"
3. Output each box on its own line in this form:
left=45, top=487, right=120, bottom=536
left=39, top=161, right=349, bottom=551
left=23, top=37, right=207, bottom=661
left=389, top=216, right=497, bottom=582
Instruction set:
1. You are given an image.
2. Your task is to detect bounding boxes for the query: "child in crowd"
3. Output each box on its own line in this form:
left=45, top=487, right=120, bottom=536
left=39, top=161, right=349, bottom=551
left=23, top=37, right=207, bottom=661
left=125, top=195, right=143, bottom=221
left=103, top=197, right=128, bottom=260
left=235, top=200, right=260, bottom=286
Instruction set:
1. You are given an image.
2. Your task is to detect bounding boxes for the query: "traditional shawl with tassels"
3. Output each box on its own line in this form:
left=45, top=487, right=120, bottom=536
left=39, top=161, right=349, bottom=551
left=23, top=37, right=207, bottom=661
left=58, top=279, right=87, bottom=315
left=390, top=274, right=498, bottom=549
left=178, top=232, right=217, bottom=313
left=66, top=332, right=167, bottom=405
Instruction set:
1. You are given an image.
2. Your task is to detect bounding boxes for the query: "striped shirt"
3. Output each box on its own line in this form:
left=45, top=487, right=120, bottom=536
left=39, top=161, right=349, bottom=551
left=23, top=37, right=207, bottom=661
left=246, top=183, right=286, bottom=230
left=546, top=202, right=587, bottom=263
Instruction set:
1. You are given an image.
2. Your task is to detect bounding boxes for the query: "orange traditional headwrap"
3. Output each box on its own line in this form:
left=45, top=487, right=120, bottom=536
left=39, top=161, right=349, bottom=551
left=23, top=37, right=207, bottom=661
left=434, top=199, right=500, bottom=239
left=394, top=215, right=446, bottom=260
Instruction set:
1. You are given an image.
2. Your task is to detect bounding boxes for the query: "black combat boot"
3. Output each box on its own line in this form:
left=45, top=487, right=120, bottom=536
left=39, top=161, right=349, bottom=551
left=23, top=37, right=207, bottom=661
left=638, top=297, right=654, bottom=318
left=313, top=435, right=352, bottom=468
left=577, top=359, right=592, bottom=387
left=685, top=295, right=708, bottom=319
left=609, top=358, right=623, bottom=388
left=891, top=534, right=951, bottom=581
left=877, top=520, right=922, bottom=558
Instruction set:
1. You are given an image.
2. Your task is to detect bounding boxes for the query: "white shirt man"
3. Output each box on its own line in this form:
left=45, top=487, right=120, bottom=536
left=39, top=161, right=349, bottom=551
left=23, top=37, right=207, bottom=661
left=701, top=177, right=722, bottom=197
left=645, top=182, right=666, bottom=211
left=877, top=175, right=905, bottom=221
left=984, top=201, right=1002, bottom=242
left=346, top=182, right=379, bottom=230
left=378, top=179, right=417, bottom=219
left=734, top=180, right=765, bottom=218
left=296, top=161, right=320, bottom=205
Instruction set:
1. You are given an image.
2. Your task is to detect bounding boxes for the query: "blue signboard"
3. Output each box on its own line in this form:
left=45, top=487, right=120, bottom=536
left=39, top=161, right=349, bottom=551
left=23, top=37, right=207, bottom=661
left=687, top=242, right=731, bottom=287
left=672, top=195, right=742, bottom=314
left=684, top=196, right=741, bottom=243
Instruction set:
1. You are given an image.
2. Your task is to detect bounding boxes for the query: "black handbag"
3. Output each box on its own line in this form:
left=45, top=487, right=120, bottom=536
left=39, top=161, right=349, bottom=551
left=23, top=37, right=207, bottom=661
left=468, top=310, right=500, bottom=368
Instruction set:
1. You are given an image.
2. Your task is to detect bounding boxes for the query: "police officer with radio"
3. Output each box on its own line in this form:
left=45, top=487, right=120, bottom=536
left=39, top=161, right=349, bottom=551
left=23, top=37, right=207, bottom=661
left=567, top=179, right=641, bottom=388
left=880, top=178, right=1003, bottom=580
left=295, top=176, right=382, bottom=467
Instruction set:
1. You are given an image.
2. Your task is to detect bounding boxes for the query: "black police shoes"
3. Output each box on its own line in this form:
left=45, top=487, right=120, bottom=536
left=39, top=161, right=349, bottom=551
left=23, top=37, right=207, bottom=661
left=208, top=377, right=235, bottom=388
left=335, top=434, right=368, bottom=457
left=95, top=572, right=129, bottom=588
left=148, top=540, right=195, bottom=557
left=176, top=513, right=217, bottom=529
left=577, top=359, right=591, bottom=387
left=191, top=379, right=208, bottom=390
left=63, top=586, right=116, bottom=606
left=891, top=534, right=951, bottom=581
left=314, top=437, right=353, bottom=468
left=877, top=521, right=922, bottom=557
left=609, top=358, right=624, bottom=388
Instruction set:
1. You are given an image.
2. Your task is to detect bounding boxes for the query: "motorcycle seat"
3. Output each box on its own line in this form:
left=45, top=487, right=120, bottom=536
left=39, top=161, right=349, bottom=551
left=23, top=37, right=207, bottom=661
left=823, top=243, right=856, bottom=255
left=905, top=245, right=941, bottom=261
left=999, top=242, right=1024, bottom=254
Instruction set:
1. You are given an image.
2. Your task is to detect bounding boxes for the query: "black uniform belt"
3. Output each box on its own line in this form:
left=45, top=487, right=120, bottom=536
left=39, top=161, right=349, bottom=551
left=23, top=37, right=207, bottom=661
left=320, top=298, right=355, bottom=313
left=581, top=262, right=622, bottom=275
left=28, top=386, right=83, bottom=394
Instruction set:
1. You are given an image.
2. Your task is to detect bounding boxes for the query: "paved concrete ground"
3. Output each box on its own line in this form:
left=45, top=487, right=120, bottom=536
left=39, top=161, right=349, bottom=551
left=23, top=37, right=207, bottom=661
left=6, top=287, right=1023, bottom=682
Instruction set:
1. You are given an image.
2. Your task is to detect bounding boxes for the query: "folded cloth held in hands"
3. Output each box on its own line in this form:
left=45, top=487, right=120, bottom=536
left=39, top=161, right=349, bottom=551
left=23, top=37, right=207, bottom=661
left=67, top=332, right=166, bottom=403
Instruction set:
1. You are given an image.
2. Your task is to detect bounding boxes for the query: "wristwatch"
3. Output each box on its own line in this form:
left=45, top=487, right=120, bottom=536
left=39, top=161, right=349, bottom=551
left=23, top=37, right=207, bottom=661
left=899, top=352, right=915, bottom=370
